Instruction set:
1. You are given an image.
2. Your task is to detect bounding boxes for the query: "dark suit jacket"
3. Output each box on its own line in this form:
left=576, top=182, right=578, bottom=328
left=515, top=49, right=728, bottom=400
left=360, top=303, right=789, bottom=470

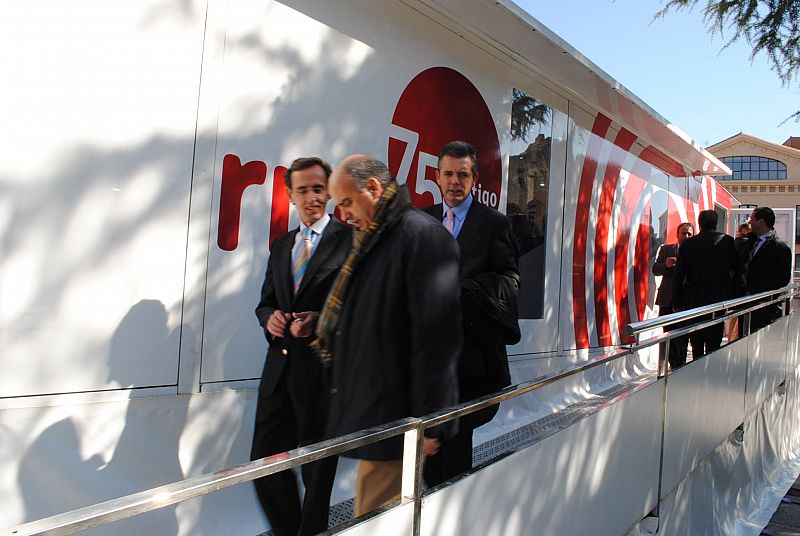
left=742, top=232, right=792, bottom=295
left=652, top=243, right=678, bottom=308
left=254, top=217, right=351, bottom=441
left=672, top=230, right=738, bottom=311
left=423, top=201, right=520, bottom=413
left=740, top=231, right=792, bottom=328
left=326, top=200, right=461, bottom=460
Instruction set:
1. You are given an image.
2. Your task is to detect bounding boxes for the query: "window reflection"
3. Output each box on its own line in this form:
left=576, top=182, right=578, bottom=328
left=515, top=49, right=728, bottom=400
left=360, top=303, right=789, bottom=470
left=507, top=88, right=552, bottom=319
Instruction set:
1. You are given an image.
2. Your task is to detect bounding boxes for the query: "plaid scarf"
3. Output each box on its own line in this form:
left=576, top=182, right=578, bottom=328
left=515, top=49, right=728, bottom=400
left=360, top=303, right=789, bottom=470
left=311, top=181, right=405, bottom=364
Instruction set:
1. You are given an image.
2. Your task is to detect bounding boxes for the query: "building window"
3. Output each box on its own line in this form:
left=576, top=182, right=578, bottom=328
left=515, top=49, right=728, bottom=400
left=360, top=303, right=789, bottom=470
left=717, top=156, right=787, bottom=180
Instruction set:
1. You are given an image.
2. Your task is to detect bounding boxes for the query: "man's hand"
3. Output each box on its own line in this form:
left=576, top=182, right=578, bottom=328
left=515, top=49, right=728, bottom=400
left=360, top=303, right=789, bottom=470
left=288, top=311, right=319, bottom=338
left=266, top=310, right=292, bottom=338
left=423, top=438, right=440, bottom=457
left=665, top=256, right=677, bottom=268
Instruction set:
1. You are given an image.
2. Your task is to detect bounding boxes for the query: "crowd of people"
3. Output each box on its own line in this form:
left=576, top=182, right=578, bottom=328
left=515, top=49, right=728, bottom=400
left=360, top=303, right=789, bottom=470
left=251, top=142, right=520, bottom=535
left=653, top=206, right=793, bottom=369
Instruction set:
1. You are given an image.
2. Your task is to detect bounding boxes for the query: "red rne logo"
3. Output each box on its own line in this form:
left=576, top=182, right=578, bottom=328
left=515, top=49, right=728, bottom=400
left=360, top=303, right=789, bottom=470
left=388, top=66, right=502, bottom=209
left=217, top=67, right=502, bottom=251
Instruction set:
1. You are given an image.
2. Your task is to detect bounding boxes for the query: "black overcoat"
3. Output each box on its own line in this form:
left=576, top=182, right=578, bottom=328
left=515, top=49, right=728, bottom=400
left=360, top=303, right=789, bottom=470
left=672, top=230, right=738, bottom=311
left=326, top=203, right=461, bottom=460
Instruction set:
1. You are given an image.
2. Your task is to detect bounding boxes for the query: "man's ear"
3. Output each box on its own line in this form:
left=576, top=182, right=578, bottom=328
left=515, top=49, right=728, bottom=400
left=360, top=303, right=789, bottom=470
left=366, top=177, right=384, bottom=200
left=286, top=187, right=294, bottom=204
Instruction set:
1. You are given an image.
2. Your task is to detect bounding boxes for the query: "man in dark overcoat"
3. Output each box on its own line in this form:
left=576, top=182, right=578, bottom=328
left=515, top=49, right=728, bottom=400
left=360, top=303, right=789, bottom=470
left=739, top=206, right=792, bottom=332
left=252, top=157, right=352, bottom=536
left=672, top=210, right=738, bottom=358
left=422, top=140, right=520, bottom=487
left=316, top=154, right=461, bottom=517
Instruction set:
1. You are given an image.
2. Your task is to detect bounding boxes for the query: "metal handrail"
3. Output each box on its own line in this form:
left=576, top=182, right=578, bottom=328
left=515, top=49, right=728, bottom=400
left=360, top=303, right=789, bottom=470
left=10, top=284, right=800, bottom=536
left=10, top=353, right=637, bottom=535
left=624, top=283, right=800, bottom=338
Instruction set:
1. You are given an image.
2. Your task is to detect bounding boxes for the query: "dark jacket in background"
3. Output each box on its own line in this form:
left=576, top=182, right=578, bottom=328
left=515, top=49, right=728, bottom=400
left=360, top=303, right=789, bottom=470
left=672, top=230, right=738, bottom=311
left=424, top=201, right=519, bottom=412
left=652, top=243, right=678, bottom=308
left=740, top=231, right=792, bottom=329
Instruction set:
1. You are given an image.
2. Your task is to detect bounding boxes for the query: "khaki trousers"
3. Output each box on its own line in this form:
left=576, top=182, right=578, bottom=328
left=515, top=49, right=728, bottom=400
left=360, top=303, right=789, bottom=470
left=354, top=459, right=403, bottom=517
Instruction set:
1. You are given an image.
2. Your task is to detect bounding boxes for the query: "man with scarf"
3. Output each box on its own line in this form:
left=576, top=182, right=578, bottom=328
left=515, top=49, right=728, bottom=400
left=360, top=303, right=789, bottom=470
left=739, top=206, right=792, bottom=332
left=314, top=154, right=461, bottom=517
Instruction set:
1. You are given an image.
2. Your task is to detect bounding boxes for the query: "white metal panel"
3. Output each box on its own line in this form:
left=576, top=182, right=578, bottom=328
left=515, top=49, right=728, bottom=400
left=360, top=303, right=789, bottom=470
left=196, top=0, right=571, bottom=383
left=746, top=318, right=789, bottom=415
left=418, top=383, right=662, bottom=536
left=660, top=340, right=748, bottom=497
left=787, top=312, right=800, bottom=376
left=2, top=390, right=262, bottom=535
left=0, top=0, right=205, bottom=396
left=336, top=502, right=414, bottom=536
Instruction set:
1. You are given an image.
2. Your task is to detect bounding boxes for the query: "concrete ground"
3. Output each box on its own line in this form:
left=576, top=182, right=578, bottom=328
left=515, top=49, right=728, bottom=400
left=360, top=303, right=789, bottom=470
left=763, top=476, right=800, bottom=536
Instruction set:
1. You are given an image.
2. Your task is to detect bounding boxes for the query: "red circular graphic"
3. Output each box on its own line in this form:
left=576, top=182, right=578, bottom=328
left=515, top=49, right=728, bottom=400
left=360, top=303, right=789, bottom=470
left=388, top=66, right=501, bottom=209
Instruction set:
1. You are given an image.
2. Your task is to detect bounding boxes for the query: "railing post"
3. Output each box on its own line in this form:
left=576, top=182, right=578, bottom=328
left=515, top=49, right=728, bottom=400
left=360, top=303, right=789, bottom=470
left=401, top=425, right=425, bottom=536
left=658, top=335, right=670, bottom=379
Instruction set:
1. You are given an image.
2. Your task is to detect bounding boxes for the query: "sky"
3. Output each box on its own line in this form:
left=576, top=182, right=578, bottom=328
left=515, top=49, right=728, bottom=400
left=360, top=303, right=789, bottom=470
left=515, top=0, right=800, bottom=148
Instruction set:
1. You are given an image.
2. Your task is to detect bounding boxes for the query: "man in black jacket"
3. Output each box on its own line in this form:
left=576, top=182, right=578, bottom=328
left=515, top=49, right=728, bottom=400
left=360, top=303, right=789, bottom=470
left=422, top=140, right=520, bottom=487
left=740, top=206, right=792, bottom=332
left=652, top=222, right=694, bottom=368
left=252, top=157, right=352, bottom=536
left=673, top=210, right=738, bottom=358
left=317, top=154, right=461, bottom=517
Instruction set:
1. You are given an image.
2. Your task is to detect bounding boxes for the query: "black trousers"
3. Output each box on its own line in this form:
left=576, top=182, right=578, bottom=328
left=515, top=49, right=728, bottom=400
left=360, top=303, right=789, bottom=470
left=688, top=319, right=724, bottom=358
left=423, top=377, right=492, bottom=488
left=251, top=379, right=337, bottom=536
left=659, top=306, right=689, bottom=369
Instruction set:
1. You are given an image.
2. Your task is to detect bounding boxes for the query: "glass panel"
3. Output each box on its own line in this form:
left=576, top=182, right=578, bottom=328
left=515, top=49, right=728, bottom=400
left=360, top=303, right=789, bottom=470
left=507, top=88, right=552, bottom=319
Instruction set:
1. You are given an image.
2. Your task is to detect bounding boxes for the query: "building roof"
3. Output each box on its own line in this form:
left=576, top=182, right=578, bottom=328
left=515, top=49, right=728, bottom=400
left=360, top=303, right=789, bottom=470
left=708, top=132, right=800, bottom=160
left=784, top=137, right=800, bottom=150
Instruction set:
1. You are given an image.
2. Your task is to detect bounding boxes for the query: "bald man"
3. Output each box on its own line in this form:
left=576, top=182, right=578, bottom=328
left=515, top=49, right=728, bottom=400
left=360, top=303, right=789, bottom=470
left=313, top=155, right=461, bottom=516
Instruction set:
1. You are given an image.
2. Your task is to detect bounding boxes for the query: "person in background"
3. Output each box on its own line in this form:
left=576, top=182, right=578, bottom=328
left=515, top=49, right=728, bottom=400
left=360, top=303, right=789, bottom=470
left=739, top=206, right=792, bottom=332
left=672, top=210, right=738, bottom=358
left=252, top=157, right=351, bottom=536
left=652, top=222, right=694, bottom=368
left=422, top=140, right=520, bottom=487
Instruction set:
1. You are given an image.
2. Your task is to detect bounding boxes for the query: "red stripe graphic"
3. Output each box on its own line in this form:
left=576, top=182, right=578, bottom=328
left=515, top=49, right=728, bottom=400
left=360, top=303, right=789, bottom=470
left=268, top=166, right=289, bottom=250
left=593, top=128, right=636, bottom=347
left=572, top=114, right=612, bottom=349
left=633, top=201, right=652, bottom=322
left=614, top=172, right=647, bottom=343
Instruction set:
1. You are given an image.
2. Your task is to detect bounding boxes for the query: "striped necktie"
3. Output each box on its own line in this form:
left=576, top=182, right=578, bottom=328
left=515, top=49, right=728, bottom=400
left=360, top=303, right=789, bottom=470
left=293, top=227, right=314, bottom=293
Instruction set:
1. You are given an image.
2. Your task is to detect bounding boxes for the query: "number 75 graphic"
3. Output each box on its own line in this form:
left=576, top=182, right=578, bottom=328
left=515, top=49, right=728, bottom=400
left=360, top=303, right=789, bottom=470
left=389, top=124, right=442, bottom=206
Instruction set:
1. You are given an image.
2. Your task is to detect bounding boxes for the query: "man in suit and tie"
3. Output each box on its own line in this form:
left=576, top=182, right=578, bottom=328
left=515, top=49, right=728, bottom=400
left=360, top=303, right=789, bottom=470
left=252, top=156, right=351, bottom=536
left=672, top=210, right=738, bottom=358
left=740, top=206, right=792, bottom=332
left=422, top=140, right=520, bottom=487
left=652, top=222, right=694, bottom=368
